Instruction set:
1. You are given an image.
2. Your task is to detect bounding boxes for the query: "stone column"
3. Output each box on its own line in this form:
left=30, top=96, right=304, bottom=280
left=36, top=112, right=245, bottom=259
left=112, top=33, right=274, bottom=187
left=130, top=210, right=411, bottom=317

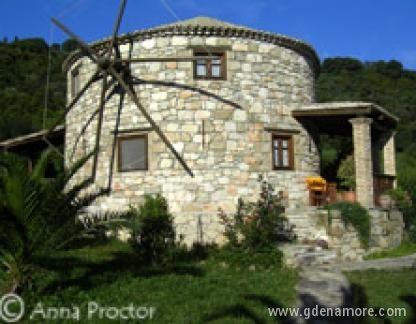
left=350, top=117, right=374, bottom=208
left=383, top=132, right=397, bottom=187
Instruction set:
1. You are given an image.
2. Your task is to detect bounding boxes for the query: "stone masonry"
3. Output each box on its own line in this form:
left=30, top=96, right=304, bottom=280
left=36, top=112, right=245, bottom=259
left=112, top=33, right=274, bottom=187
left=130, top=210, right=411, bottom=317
left=350, top=117, right=374, bottom=209
left=64, top=17, right=400, bottom=247
left=65, top=18, right=320, bottom=246
left=383, top=132, right=397, bottom=185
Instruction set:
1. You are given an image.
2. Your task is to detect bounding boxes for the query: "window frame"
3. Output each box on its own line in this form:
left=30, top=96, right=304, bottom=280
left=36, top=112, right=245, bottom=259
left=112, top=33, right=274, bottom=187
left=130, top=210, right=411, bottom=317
left=193, top=51, right=226, bottom=80
left=117, top=134, right=148, bottom=172
left=70, top=65, right=81, bottom=98
left=271, top=134, right=294, bottom=171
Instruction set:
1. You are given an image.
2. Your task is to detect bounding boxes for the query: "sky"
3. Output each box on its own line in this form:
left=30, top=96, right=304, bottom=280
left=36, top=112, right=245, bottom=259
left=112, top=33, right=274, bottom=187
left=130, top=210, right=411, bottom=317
left=0, top=0, right=415, bottom=70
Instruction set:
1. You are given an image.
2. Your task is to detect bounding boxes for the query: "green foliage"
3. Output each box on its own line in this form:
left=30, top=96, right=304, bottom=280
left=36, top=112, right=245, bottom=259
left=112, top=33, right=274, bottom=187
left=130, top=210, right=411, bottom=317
left=396, top=153, right=416, bottom=241
left=319, top=135, right=352, bottom=182
left=365, top=236, right=416, bottom=260
left=210, top=248, right=283, bottom=269
left=347, top=269, right=416, bottom=323
left=325, top=202, right=370, bottom=248
left=337, top=154, right=356, bottom=190
left=317, top=57, right=416, bottom=154
left=127, top=195, right=175, bottom=264
left=318, top=57, right=416, bottom=241
left=218, top=181, right=288, bottom=251
left=0, top=149, right=101, bottom=293
left=20, top=241, right=297, bottom=323
left=383, top=187, right=412, bottom=210
left=0, top=38, right=70, bottom=140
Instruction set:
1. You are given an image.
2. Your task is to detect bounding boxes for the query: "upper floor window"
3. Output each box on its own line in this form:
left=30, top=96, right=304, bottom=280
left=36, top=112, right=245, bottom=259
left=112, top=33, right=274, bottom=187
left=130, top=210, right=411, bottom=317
left=118, top=134, right=148, bottom=172
left=272, top=134, right=294, bottom=170
left=71, top=65, right=81, bottom=98
left=194, top=52, right=226, bottom=80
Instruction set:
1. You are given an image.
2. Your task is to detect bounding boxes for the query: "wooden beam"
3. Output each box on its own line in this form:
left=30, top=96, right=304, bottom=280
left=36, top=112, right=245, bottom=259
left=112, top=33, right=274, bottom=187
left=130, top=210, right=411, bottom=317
left=264, top=127, right=301, bottom=134
left=292, top=107, right=372, bottom=117
left=111, top=127, right=154, bottom=134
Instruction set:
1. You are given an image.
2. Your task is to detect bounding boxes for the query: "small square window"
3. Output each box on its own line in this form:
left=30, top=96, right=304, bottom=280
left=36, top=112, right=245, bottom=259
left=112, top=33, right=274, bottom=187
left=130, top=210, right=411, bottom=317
left=272, top=135, right=294, bottom=170
left=194, top=52, right=226, bottom=80
left=118, top=134, right=148, bottom=172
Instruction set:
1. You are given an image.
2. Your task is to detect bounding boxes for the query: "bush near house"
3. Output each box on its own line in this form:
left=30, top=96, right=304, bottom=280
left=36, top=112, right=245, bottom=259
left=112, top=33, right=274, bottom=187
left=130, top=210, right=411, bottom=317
left=217, top=181, right=289, bottom=268
left=325, top=202, right=371, bottom=248
left=127, top=195, right=176, bottom=265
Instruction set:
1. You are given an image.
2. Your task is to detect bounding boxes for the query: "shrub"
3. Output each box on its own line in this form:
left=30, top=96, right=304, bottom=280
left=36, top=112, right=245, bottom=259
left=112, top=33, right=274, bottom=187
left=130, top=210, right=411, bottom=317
left=210, top=248, right=283, bottom=270
left=325, top=202, right=370, bottom=248
left=383, top=187, right=412, bottom=210
left=128, top=195, right=175, bottom=264
left=218, top=181, right=289, bottom=251
left=337, top=154, right=355, bottom=190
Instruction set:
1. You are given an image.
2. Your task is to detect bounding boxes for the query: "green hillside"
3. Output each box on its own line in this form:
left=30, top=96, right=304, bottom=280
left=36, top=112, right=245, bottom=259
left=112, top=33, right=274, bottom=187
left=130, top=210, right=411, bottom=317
left=0, top=38, right=74, bottom=139
left=317, top=57, right=416, bottom=153
left=1, top=38, right=415, bottom=148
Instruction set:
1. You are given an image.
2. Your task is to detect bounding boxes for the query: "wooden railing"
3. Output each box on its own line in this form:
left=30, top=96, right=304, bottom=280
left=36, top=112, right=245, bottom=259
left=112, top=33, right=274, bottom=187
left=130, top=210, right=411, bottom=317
left=307, top=175, right=396, bottom=207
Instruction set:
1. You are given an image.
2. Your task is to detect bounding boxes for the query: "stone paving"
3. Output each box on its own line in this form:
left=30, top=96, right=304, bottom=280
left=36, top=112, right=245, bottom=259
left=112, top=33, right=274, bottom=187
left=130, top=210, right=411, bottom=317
left=338, top=253, right=416, bottom=272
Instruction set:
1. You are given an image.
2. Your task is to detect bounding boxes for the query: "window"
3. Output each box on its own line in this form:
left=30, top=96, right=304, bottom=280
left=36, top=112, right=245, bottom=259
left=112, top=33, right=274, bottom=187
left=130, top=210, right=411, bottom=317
left=194, top=52, right=226, bottom=80
left=71, top=65, right=80, bottom=98
left=272, top=135, right=294, bottom=170
left=118, top=134, right=148, bottom=172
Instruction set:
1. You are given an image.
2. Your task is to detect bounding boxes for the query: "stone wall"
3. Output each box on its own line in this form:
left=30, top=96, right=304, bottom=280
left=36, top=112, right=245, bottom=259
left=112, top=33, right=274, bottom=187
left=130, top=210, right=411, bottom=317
left=315, top=208, right=404, bottom=261
left=369, top=209, right=404, bottom=251
left=65, top=35, right=318, bottom=246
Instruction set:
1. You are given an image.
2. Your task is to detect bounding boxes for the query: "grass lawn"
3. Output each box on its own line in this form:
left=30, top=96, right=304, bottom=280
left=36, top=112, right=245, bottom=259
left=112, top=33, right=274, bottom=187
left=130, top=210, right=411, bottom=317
left=365, top=239, right=416, bottom=260
left=22, top=240, right=297, bottom=323
left=346, top=269, right=416, bottom=323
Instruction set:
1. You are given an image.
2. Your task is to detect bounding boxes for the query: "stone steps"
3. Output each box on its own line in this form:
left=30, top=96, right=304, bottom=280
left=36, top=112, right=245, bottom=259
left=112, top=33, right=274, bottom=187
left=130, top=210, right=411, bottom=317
left=280, top=243, right=338, bottom=267
left=285, top=207, right=327, bottom=241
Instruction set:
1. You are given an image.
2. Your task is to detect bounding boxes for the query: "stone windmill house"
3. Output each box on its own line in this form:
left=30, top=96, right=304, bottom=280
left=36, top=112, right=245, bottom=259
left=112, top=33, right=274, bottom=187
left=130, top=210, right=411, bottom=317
left=64, top=17, right=399, bottom=247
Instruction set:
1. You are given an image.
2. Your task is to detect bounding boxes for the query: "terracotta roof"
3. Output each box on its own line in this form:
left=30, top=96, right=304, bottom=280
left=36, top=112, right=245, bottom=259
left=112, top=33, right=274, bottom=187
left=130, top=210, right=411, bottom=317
left=63, top=16, right=320, bottom=73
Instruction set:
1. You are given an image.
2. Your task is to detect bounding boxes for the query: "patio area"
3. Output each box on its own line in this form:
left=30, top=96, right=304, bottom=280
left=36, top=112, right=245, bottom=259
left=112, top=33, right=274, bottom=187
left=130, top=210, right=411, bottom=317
left=293, top=102, right=399, bottom=209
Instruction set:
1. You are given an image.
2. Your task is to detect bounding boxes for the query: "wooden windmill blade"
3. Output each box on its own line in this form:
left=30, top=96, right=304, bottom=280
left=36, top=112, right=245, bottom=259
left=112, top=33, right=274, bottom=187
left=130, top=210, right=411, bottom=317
left=91, top=72, right=109, bottom=181
left=51, top=18, right=99, bottom=64
left=106, top=39, right=133, bottom=192
left=131, top=77, right=242, bottom=110
left=52, top=14, right=195, bottom=178
left=49, top=0, right=245, bottom=183
left=107, top=64, right=194, bottom=177
left=120, top=56, right=219, bottom=63
left=106, top=0, right=127, bottom=59
left=107, top=90, right=125, bottom=191
left=44, top=71, right=102, bottom=140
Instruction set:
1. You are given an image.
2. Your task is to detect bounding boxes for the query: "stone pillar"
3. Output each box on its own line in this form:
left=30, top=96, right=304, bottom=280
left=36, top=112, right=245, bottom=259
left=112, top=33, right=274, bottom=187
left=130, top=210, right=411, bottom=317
left=383, top=132, right=397, bottom=187
left=350, top=117, right=374, bottom=208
